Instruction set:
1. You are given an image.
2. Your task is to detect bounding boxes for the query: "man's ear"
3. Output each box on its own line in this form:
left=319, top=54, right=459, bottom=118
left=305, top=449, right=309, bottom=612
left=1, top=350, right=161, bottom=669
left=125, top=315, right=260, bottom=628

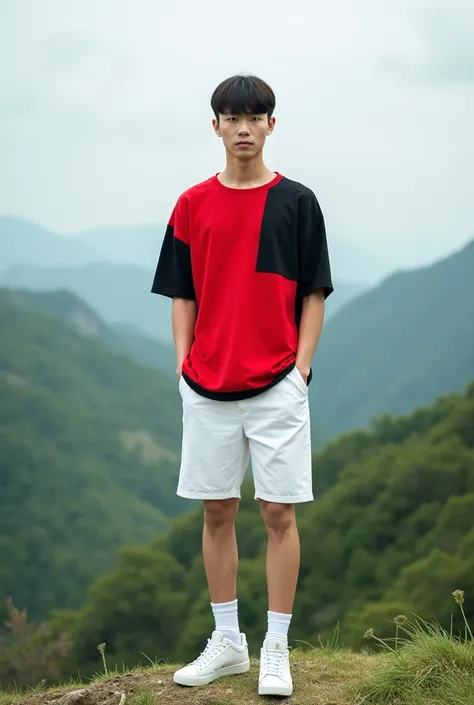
left=212, top=118, right=221, bottom=137
left=267, top=116, right=276, bottom=135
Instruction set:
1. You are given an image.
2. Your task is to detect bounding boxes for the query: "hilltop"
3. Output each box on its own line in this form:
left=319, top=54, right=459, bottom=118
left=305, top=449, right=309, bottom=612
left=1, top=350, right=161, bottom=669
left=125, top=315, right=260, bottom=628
left=0, top=651, right=385, bottom=705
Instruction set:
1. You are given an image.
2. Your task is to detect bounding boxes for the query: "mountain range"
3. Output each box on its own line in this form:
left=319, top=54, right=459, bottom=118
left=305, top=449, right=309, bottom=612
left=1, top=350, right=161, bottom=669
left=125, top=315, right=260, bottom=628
left=309, top=239, right=474, bottom=434
left=2, top=211, right=473, bottom=437
left=0, top=216, right=367, bottom=341
left=1, top=214, right=383, bottom=282
left=0, top=216, right=162, bottom=270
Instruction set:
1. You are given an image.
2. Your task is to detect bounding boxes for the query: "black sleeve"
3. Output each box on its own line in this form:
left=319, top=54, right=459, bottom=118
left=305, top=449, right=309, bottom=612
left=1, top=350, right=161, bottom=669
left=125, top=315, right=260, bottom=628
left=151, top=197, right=196, bottom=300
left=297, top=191, right=334, bottom=299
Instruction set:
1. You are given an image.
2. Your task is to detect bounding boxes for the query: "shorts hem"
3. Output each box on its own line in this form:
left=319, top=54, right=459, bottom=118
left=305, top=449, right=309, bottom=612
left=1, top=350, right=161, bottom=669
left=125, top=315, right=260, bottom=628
left=254, top=492, right=314, bottom=504
left=177, top=488, right=242, bottom=500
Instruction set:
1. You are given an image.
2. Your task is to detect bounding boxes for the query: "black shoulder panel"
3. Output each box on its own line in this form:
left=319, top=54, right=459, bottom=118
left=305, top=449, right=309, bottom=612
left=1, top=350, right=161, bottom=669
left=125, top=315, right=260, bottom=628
left=256, top=177, right=309, bottom=282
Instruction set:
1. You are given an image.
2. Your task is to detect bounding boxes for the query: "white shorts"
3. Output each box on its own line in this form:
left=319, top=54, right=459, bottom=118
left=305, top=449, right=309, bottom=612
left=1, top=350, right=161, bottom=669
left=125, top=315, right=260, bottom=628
left=177, top=367, right=313, bottom=504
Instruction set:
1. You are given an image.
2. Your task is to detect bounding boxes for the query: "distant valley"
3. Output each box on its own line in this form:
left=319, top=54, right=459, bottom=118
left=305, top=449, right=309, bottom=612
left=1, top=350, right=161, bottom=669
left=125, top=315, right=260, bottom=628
left=0, top=216, right=368, bottom=342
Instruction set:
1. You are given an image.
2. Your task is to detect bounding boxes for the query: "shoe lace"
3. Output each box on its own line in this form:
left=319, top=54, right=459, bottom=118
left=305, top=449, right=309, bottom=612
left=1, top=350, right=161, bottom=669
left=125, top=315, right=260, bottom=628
left=192, top=639, right=225, bottom=667
left=263, top=647, right=285, bottom=675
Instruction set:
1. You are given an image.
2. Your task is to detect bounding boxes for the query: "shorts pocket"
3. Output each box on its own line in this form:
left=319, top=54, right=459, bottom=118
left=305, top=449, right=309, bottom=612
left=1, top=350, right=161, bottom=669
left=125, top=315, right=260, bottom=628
left=292, top=367, right=309, bottom=395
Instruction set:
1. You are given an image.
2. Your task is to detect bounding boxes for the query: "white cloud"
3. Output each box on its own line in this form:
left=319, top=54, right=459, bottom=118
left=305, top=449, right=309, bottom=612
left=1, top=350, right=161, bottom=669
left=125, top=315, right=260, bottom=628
left=0, top=0, right=472, bottom=278
left=381, top=0, right=474, bottom=83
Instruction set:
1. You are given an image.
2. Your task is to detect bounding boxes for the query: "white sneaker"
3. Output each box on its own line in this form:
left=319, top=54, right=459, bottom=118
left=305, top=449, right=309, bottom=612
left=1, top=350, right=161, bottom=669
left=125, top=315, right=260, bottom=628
left=258, top=637, right=293, bottom=696
left=173, top=630, right=250, bottom=687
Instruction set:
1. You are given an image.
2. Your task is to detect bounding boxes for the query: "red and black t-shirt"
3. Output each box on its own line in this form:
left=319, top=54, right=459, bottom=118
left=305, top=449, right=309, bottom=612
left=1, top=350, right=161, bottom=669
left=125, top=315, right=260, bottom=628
left=151, top=173, right=333, bottom=400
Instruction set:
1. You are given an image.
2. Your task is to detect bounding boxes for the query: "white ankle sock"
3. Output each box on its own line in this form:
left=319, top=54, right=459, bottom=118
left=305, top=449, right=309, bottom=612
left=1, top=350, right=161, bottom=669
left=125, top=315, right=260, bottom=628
left=211, top=599, right=241, bottom=645
left=266, top=610, right=292, bottom=643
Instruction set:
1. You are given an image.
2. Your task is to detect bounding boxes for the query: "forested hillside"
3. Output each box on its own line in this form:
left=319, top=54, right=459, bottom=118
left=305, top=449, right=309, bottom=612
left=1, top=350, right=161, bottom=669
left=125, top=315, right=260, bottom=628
left=310, top=239, right=474, bottom=434
left=47, top=383, right=474, bottom=679
left=0, top=262, right=172, bottom=341
left=0, top=290, right=186, bottom=621
left=7, top=288, right=176, bottom=376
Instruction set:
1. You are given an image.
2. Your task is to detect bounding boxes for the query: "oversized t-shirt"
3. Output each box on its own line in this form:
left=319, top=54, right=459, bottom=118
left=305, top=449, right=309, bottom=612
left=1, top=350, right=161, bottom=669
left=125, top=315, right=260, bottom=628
left=151, top=173, right=333, bottom=400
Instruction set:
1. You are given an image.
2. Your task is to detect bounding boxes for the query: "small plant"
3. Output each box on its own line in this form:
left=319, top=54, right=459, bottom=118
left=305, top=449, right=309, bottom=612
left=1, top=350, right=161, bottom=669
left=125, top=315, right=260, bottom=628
left=293, top=622, right=341, bottom=652
left=97, top=643, right=108, bottom=675
left=453, top=589, right=474, bottom=641
left=393, top=614, right=407, bottom=651
left=363, top=627, right=397, bottom=655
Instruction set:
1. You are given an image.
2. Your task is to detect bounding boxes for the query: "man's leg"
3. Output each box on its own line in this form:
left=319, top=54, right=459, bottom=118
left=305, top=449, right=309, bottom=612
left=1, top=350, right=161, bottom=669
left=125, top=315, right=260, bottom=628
left=203, top=498, right=241, bottom=644
left=173, top=379, right=250, bottom=686
left=245, top=367, right=313, bottom=696
left=259, top=500, right=299, bottom=619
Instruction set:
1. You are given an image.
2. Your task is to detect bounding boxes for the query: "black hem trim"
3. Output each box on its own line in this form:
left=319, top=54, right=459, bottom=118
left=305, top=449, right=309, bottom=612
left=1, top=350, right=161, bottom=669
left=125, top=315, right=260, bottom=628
left=300, top=283, right=334, bottom=299
left=150, top=286, right=196, bottom=300
left=182, top=363, right=312, bottom=401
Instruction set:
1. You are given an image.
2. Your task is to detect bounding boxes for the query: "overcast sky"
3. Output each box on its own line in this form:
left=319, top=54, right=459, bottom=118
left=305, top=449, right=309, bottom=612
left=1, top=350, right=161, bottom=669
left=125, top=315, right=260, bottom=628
left=1, top=0, right=473, bottom=275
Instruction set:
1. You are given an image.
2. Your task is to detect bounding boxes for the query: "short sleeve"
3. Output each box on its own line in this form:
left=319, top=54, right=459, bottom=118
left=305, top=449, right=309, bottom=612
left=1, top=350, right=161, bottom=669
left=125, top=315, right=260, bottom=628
left=151, top=195, right=196, bottom=300
left=297, top=191, right=334, bottom=299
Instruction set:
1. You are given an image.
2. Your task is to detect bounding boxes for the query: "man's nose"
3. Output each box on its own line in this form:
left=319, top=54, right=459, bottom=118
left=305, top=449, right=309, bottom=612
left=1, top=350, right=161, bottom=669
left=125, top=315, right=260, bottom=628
left=237, top=120, right=251, bottom=135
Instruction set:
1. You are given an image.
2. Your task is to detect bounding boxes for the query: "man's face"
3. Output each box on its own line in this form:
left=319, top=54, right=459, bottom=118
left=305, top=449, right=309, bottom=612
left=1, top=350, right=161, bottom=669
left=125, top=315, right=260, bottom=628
left=213, top=113, right=276, bottom=159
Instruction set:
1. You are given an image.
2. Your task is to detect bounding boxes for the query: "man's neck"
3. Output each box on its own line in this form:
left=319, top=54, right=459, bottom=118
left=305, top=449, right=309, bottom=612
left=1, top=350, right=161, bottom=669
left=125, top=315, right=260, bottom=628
left=218, top=155, right=275, bottom=189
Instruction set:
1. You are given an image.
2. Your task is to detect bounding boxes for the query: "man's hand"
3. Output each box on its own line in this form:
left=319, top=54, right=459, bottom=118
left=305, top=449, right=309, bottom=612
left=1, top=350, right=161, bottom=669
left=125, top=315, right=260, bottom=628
left=295, top=363, right=310, bottom=385
left=172, top=298, right=197, bottom=382
left=295, top=291, right=325, bottom=387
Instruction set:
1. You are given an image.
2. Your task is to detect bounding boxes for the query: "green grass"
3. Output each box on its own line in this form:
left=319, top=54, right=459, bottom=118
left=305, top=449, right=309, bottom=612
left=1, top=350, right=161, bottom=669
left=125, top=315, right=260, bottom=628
left=0, top=694, right=18, bottom=705
left=128, top=691, right=156, bottom=705
left=356, top=591, right=474, bottom=705
left=356, top=632, right=474, bottom=704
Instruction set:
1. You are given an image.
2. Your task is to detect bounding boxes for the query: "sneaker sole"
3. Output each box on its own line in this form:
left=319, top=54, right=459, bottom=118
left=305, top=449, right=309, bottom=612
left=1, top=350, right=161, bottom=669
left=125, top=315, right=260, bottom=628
left=174, top=660, right=250, bottom=687
left=258, top=683, right=293, bottom=697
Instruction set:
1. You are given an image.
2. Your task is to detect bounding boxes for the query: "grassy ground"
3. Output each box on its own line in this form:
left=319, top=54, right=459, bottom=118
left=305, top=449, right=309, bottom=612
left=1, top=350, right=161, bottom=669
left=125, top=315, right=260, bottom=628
left=2, top=595, right=474, bottom=705
left=0, top=650, right=381, bottom=705
left=2, top=639, right=474, bottom=705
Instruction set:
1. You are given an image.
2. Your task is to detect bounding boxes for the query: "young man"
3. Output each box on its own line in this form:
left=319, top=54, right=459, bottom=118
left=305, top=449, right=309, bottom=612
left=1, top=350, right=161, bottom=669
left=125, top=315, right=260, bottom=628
left=151, top=74, right=333, bottom=697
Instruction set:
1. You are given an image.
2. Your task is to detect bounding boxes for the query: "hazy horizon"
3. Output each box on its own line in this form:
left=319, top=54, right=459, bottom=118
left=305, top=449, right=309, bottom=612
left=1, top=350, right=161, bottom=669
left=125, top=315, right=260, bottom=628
left=1, top=0, right=473, bottom=276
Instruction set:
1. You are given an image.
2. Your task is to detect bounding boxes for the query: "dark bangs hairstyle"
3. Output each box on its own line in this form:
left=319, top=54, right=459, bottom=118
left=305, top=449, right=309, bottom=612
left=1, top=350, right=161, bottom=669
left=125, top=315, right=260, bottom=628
left=211, top=74, right=276, bottom=122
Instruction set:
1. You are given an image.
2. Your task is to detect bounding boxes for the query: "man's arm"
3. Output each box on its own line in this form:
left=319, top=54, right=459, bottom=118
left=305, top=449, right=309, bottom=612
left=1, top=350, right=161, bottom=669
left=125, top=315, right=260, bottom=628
left=295, top=189, right=333, bottom=382
left=173, top=298, right=197, bottom=377
left=295, top=289, right=325, bottom=383
left=151, top=194, right=197, bottom=376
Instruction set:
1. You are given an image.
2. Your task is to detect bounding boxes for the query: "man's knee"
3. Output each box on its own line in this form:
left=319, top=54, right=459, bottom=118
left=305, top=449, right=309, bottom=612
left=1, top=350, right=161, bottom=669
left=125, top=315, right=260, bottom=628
left=259, top=500, right=295, bottom=535
left=204, top=498, right=239, bottom=529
